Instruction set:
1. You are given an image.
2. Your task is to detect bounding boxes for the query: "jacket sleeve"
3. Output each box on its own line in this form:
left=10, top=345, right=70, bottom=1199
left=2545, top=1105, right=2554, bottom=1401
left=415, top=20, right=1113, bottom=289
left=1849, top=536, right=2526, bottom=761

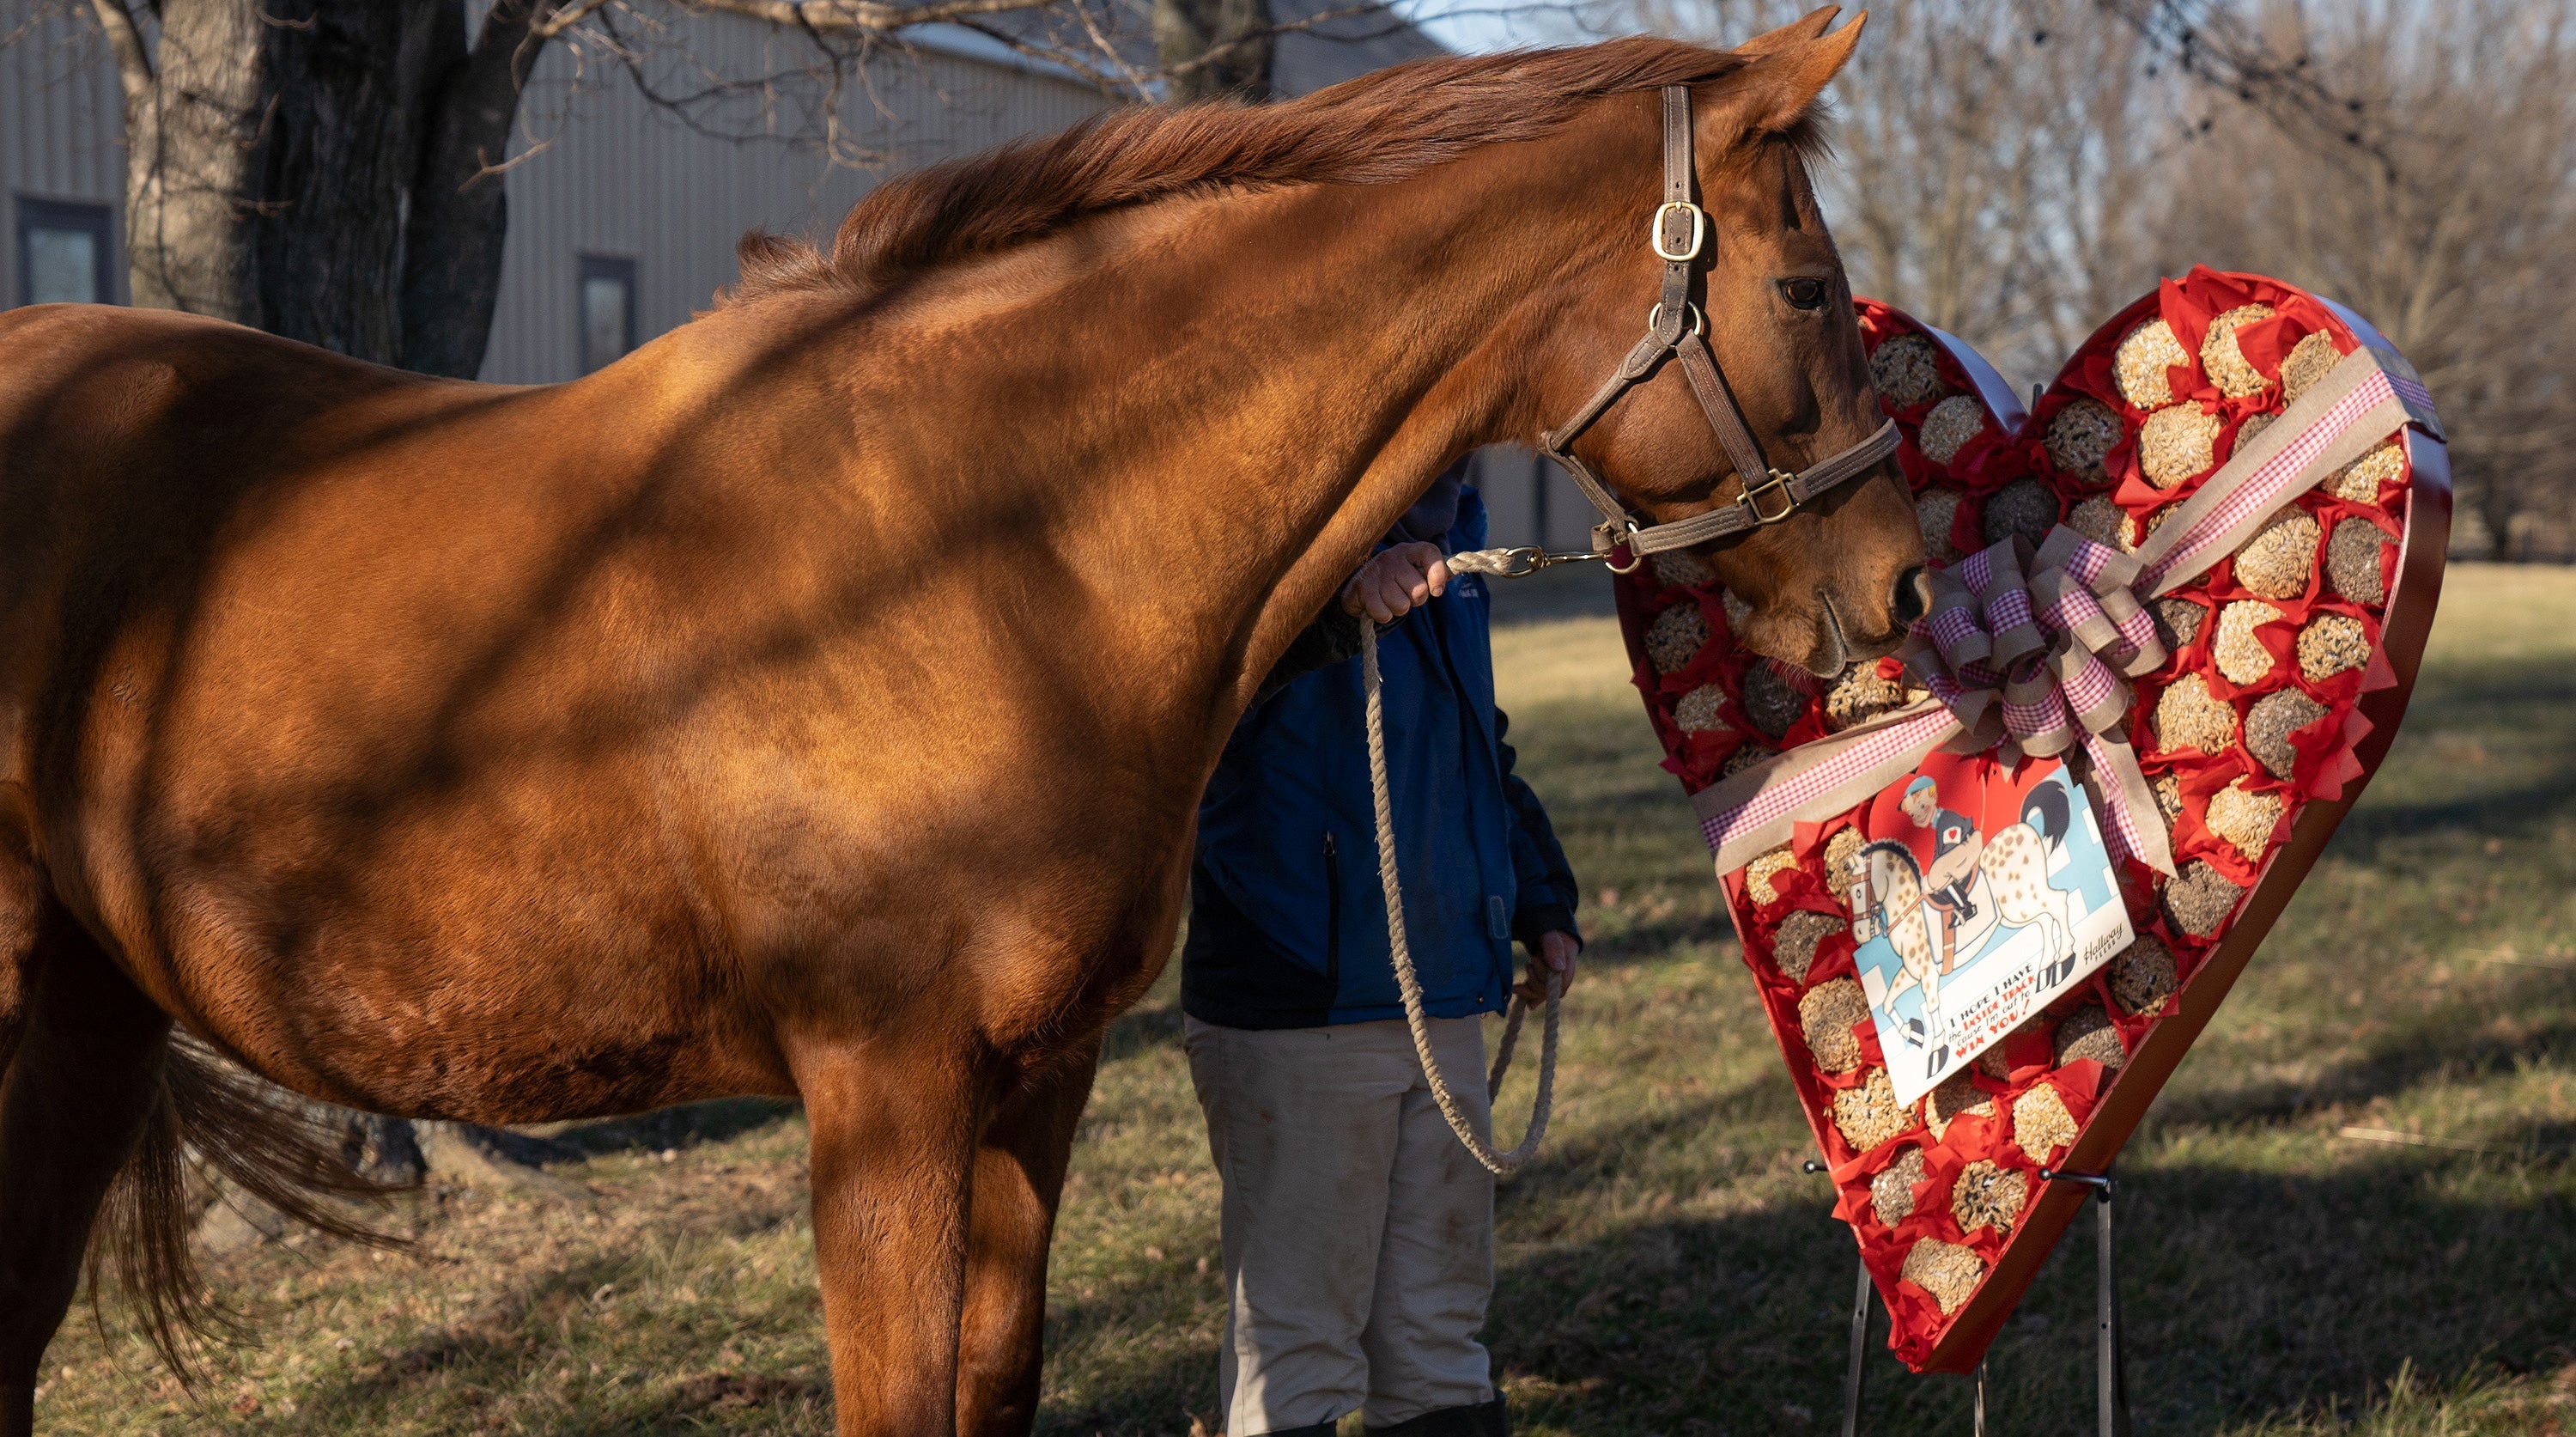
left=1249, top=601, right=1419, bottom=713
left=1495, top=706, right=1582, bottom=949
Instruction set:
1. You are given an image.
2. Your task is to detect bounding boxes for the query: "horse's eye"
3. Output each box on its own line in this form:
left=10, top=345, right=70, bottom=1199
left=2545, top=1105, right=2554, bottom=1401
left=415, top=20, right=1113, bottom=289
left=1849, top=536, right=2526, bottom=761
left=1779, top=277, right=1828, bottom=311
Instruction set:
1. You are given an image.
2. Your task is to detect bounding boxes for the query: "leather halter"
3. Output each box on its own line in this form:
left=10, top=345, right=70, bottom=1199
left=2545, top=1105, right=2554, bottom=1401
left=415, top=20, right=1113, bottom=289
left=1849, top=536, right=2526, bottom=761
left=1540, top=85, right=1900, bottom=571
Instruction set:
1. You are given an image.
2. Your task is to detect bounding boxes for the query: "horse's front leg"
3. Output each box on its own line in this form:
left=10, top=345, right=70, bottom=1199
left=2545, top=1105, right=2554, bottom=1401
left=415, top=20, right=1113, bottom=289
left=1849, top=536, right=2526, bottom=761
left=956, top=1036, right=1103, bottom=1437
left=799, top=1031, right=985, bottom=1436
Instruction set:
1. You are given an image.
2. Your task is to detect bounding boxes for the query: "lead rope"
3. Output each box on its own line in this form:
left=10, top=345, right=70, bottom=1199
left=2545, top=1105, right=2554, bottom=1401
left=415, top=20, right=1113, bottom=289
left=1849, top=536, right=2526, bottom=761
left=1359, top=551, right=1564, bottom=1176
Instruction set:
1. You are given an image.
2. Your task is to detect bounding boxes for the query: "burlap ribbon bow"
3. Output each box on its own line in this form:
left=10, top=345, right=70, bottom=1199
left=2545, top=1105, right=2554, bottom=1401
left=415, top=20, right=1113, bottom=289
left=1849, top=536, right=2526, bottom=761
left=1691, top=334, right=2444, bottom=881
left=1894, top=527, right=2174, bottom=874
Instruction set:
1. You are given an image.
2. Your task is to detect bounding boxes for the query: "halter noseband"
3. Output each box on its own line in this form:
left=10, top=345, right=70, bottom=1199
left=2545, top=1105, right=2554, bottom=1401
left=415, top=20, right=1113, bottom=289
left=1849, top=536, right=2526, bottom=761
left=1539, top=84, right=1900, bottom=573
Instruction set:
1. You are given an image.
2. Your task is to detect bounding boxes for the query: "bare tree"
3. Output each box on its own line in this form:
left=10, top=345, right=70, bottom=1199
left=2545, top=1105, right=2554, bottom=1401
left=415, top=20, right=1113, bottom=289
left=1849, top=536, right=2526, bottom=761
left=2144, top=0, right=2576, bottom=557
left=1621, top=0, right=2575, bottom=553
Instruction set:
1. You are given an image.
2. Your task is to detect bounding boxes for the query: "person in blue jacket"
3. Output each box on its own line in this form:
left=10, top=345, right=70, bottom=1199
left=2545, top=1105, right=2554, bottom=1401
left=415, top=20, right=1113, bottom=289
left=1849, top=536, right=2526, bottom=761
left=1183, top=459, right=1583, bottom=1437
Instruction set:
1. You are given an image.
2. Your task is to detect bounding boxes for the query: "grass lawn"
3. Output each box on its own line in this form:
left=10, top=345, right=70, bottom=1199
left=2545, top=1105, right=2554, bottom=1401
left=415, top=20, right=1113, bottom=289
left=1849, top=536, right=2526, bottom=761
left=32, top=566, right=2576, bottom=1436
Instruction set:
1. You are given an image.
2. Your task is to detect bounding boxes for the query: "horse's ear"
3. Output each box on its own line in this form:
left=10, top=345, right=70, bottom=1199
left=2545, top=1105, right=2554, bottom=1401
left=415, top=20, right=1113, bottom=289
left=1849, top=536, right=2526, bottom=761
left=1731, top=5, right=1839, bottom=57
left=1715, top=10, right=1867, bottom=142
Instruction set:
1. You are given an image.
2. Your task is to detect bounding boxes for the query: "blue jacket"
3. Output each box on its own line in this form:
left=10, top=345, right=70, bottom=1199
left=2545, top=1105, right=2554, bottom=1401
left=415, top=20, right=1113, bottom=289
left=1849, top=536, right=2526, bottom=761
left=1182, top=484, right=1582, bottom=1030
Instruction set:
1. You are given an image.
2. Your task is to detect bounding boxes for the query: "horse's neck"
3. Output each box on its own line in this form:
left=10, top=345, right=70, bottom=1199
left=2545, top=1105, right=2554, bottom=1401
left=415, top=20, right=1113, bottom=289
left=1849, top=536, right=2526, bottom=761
left=878, top=146, right=1622, bottom=752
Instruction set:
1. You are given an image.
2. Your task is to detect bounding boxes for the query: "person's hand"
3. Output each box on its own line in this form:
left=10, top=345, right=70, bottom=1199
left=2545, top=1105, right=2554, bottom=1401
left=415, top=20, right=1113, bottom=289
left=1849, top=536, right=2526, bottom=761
left=1340, top=541, right=1450, bottom=624
left=1516, top=930, right=1580, bottom=1003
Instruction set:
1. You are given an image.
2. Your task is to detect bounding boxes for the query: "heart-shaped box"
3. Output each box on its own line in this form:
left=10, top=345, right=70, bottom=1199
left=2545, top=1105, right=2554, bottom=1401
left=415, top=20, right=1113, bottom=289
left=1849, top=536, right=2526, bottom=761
left=1612, top=266, right=2450, bottom=1371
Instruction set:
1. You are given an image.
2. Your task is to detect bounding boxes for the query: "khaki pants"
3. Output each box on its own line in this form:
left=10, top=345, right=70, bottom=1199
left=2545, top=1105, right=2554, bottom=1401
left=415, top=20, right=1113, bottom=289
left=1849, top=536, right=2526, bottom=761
left=1184, top=1014, right=1498, bottom=1435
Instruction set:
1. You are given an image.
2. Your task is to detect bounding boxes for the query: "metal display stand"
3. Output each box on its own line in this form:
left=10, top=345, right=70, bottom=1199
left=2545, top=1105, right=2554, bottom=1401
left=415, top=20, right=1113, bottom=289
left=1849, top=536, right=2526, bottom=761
left=1815, top=1162, right=2136, bottom=1435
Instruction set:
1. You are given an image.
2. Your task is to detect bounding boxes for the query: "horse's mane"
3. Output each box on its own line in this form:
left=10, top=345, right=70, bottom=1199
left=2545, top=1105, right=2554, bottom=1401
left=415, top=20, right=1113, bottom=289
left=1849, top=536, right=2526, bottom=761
left=726, top=37, right=1814, bottom=304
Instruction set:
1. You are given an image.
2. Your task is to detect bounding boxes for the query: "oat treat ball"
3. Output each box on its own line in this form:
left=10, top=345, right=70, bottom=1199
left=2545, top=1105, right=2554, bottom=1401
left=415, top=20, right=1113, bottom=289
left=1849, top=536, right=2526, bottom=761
left=2123, top=505, right=2172, bottom=555
left=1799, top=978, right=1871, bottom=1072
left=2154, top=596, right=2207, bottom=652
left=1916, top=486, right=1965, bottom=563
left=2053, top=1005, right=2128, bottom=1069
left=2326, top=519, right=2392, bottom=606
left=2154, top=673, right=2238, bottom=754
left=2233, top=506, right=2321, bottom=600
left=1741, top=663, right=1807, bottom=740
left=1832, top=1068, right=1917, bottom=1152
left=2108, top=936, right=2178, bottom=1015
left=2139, top=405, right=2221, bottom=488
left=1723, top=743, right=1779, bottom=779
left=2067, top=496, right=2128, bottom=548
left=1917, top=395, right=1992, bottom=467
left=2298, top=612, right=2372, bottom=680
left=1826, top=828, right=1866, bottom=895
left=2154, top=772, right=2184, bottom=825
left=1826, top=665, right=1907, bottom=732
left=2204, top=778, right=2287, bottom=861
left=1923, top=1070, right=1996, bottom=1139
left=2212, top=600, right=2283, bottom=685
left=1644, top=602, right=1711, bottom=675
left=1870, top=332, right=1951, bottom=409
left=1978, top=1014, right=2048, bottom=1080
left=2200, top=303, right=2277, bottom=398
left=1651, top=549, right=1718, bottom=589
left=2011, top=1082, right=2080, bottom=1160
left=1744, top=843, right=1796, bottom=902
left=1902, top=1239, right=1985, bottom=1314
left=1951, top=1160, right=2029, bottom=1234
left=2045, top=398, right=2125, bottom=480
left=2246, top=690, right=2329, bottom=780
left=1981, top=478, right=2059, bottom=548
left=2115, top=318, right=2193, bottom=409
left=2280, top=330, right=2341, bottom=403
left=1872, top=1146, right=1929, bottom=1227
left=1771, top=911, right=1846, bottom=985
left=2161, top=861, right=2245, bottom=938
left=2234, top=410, right=2277, bottom=453
left=2329, top=441, right=2404, bottom=504
left=1674, top=683, right=1732, bottom=735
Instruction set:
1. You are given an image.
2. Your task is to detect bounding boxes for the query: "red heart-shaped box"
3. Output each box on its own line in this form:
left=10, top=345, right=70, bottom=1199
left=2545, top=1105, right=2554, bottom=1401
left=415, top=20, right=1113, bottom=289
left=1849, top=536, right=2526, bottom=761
left=1612, top=267, right=2449, bottom=1372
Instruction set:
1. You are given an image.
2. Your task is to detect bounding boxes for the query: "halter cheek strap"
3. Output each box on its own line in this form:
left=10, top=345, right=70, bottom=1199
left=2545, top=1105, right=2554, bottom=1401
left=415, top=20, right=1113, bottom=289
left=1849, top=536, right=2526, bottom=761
left=1540, top=85, right=1899, bottom=569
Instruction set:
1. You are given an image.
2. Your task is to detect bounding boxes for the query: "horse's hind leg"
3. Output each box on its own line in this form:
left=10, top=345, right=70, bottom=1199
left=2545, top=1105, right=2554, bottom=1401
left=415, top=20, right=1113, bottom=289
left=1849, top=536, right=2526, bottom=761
left=956, top=1038, right=1102, bottom=1437
left=0, top=909, right=173, bottom=1437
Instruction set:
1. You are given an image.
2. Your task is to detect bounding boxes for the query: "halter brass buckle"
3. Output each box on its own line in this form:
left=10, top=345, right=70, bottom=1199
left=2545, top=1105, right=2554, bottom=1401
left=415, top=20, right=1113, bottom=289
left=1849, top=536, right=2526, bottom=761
left=1746, top=468, right=1800, bottom=525
left=1651, top=200, right=1706, bottom=262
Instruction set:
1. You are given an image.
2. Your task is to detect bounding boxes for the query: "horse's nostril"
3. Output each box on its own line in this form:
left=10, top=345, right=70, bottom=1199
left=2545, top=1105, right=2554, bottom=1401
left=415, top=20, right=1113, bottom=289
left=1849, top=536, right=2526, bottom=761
left=1892, top=566, right=1929, bottom=627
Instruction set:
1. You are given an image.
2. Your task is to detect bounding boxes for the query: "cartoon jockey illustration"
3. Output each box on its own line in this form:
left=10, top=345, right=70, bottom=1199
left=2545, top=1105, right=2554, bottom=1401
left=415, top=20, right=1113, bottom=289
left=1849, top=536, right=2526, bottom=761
left=1904, top=775, right=1985, bottom=977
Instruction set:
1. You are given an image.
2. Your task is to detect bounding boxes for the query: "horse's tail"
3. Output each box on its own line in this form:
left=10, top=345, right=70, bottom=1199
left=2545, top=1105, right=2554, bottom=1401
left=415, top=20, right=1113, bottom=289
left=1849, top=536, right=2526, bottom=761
left=90, top=1035, right=408, bottom=1380
left=2020, top=781, right=2071, bottom=850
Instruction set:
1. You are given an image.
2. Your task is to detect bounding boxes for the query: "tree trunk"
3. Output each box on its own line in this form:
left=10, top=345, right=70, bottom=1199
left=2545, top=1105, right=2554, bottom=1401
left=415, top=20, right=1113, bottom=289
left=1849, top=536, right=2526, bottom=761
left=401, top=1, right=551, bottom=378
left=101, top=0, right=539, bottom=374
left=1154, top=0, right=1275, bottom=103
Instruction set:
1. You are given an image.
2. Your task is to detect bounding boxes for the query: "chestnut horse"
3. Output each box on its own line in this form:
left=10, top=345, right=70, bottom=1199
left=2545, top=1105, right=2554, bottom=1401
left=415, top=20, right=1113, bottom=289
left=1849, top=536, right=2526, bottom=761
left=0, top=14, right=1921, bottom=1435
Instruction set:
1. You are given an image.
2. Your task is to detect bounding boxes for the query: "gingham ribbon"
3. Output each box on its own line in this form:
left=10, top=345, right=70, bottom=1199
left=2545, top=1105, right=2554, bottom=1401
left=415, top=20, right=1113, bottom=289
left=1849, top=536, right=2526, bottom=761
left=1692, top=340, right=2432, bottom=880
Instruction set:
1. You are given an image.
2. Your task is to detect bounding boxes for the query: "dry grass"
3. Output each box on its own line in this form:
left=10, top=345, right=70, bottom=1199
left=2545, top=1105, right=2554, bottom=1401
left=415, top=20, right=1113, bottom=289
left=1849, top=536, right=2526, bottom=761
left=32, top=565, right=2576, bottom=1436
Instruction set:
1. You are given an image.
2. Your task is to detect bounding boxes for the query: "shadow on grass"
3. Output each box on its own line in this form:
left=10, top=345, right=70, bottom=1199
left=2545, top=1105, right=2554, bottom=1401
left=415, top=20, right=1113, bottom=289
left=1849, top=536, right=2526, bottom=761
left=517, top=1096, right=804, bottom=1160
left=1484, top=1154, right=2572, bottom=1436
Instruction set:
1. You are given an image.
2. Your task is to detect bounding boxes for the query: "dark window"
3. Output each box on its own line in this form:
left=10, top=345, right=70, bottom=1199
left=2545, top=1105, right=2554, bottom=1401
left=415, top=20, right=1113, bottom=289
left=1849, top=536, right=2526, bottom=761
left=577, top=254, right=638, bottom=374
left=14, top=196, right=114, bottom=307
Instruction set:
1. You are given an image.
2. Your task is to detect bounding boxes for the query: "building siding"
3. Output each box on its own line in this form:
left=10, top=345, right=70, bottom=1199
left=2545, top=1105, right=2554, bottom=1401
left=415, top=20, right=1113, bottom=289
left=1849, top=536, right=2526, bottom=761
left=2, top=8, right=127, bottom=306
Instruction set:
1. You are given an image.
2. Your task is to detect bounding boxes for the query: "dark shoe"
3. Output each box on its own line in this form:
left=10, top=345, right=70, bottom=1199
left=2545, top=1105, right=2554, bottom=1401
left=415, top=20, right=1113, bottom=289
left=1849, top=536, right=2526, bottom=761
left=1364, top=1396, right=1509, bottom=1437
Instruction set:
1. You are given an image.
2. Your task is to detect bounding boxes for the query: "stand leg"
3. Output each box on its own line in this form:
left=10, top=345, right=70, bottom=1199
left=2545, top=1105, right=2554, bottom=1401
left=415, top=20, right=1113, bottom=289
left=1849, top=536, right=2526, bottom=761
left=2096, top=1182, right=2134, bottom=1437
left=1840, top=1257, right=1872, bottom=1437
left=1975, top=1358, right=1989, bottom=1437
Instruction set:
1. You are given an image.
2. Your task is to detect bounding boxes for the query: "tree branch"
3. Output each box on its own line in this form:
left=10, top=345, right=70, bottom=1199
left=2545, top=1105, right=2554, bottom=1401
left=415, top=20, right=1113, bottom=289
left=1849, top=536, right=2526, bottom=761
left=684, top=0, right=1086, bottom=32
left=85, top=0, right=153, bottom=94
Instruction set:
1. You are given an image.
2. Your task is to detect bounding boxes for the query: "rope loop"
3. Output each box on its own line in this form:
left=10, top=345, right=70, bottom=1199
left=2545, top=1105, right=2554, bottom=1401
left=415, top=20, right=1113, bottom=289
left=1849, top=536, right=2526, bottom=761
left=1362, top=622, right=1560, bottom=1177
